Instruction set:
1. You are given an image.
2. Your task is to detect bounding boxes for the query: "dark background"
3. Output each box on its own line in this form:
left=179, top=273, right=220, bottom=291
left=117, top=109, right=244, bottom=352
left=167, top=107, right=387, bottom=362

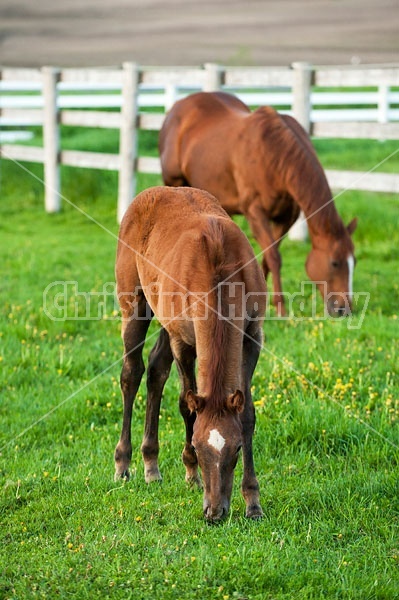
left=0, top=0, right=398, bottom=68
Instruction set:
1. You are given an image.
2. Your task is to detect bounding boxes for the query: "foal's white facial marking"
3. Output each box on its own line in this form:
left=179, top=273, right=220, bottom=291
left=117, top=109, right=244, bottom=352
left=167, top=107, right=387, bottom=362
left=208, top=429, right=225, bottom=452
left=347, top=255, right=355, bottom=301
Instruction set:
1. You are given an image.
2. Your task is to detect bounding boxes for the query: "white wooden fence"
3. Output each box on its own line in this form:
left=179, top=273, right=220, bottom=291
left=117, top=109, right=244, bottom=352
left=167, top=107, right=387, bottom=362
left=0, top=62, right=398, bottom=223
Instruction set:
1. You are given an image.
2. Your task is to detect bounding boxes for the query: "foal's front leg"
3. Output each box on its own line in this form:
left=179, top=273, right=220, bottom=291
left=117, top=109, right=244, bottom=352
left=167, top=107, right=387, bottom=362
left=241, top=327, right=263, bottom=518
left=141, top=328, right=173, bottom=483
left=180, top=391, right=202, bottom=489
left=172, top=340, right=202, bottom=489
left=114, top=297, right=151, bottom=480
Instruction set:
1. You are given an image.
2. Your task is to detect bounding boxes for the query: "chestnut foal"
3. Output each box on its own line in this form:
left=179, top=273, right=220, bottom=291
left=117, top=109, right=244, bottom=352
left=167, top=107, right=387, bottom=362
left=114, top=186, right=266, bottom=521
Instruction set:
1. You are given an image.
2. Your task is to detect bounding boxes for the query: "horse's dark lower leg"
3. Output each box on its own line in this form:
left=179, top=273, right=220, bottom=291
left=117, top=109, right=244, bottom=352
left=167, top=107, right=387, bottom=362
left=241, top=327, right=263, bottom=518
left=240, top=399, right=262, bottom=518
left=141, top=328, right=173, bottom=483
left=262, top=251, right=286, bottom=317
left=114, top=300, right=151, bottom=480
left=173, top=341, right=201, bottom=488
left=245, top=203, right=286, bottom=317
left=179, top=393, right=201, bottom=488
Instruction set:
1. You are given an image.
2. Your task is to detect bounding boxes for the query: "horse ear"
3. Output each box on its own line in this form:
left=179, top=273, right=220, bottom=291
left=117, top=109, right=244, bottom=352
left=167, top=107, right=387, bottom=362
left=186, top=390, right=205, bottom=413
left=226, top=390, right=245, bottom=414
left=347, top=217, right=358, bottom=236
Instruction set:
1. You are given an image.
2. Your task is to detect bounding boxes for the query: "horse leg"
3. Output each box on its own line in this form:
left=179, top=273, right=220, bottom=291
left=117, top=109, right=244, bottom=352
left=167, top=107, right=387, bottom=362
left=245, top=203, right=286, bottom=316
left=114, top=294, right=152, bottom=480
left=241, top=324, right=263, bottom=519
left=271, top=211, right=301, bottom=249
left=171, top=339, right=202, bottom=488
left=141, top=328, right=174, bottom=483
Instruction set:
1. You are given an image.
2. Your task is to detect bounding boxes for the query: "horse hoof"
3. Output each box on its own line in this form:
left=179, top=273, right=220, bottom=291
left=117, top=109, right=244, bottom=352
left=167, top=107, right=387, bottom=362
left=114, top=469, right=130, bottom=482
left=145, top=468, right=162, bottom=484
left=246, top=505, right=263, bottom=520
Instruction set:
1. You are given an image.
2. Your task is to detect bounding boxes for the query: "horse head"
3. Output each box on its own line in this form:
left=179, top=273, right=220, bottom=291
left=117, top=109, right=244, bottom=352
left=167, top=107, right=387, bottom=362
left=305, top=218, right=357, bottom=316
left=186, top=389, right=244, bottom=522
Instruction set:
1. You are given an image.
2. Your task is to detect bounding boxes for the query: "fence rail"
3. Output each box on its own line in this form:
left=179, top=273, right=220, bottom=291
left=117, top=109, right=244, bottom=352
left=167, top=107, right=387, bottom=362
left=0, top=62, right=398, bottom=222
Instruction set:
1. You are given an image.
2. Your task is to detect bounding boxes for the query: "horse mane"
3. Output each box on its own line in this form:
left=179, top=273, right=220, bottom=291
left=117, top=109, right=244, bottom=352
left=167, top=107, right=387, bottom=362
left=253, top=107, right=347, bottom=238
left=199, top=218, right=243, bottom=416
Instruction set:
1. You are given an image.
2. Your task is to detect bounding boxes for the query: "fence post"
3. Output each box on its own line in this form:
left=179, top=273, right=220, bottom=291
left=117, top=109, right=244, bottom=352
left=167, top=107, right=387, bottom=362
left=42, top=66, right=61, bottom=213
left=204, top=63, right=224, bottom=91
left=378, top=84, right=389, bottom=124
left=292, top=61, right=312, bottom=132
left=118, top=62, right=139, bottom=223
left=289, top=62, right=313, bottom=241
left=165, top=83, right=178, bottom=111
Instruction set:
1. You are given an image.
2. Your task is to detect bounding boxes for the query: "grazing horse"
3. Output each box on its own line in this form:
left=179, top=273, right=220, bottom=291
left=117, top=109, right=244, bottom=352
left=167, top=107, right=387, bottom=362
left=159, top=91, right=357, bottom=317
left=114, top=186, right=266, bottom=521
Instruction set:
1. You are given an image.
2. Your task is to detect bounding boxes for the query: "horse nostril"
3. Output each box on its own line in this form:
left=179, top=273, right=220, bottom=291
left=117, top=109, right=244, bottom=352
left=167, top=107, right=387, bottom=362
left=328, top=302, right=347, bottom=317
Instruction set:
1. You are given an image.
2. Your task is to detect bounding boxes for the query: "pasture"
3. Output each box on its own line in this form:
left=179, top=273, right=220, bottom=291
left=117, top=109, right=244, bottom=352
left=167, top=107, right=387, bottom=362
left=0, top=128, right=398, bottom=598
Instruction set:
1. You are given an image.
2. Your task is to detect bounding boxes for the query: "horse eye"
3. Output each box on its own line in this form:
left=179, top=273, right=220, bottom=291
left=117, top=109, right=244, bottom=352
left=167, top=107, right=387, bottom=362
left=331, top=260, right=340, bottom=268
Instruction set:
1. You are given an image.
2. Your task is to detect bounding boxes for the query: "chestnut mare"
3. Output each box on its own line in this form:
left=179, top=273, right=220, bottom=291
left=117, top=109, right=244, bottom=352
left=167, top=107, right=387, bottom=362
left=159, top=91, right=357, bottom=317
left=114, top=186, right=266, bottom=521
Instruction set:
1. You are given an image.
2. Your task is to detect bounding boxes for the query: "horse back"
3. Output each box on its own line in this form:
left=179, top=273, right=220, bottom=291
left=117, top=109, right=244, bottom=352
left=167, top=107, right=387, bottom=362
left=160, top=92, right=249, bottom=146
left=160, top=92, right=250, bottom=202
left=117, top=186, right=237, bottom=289
left=117, top=187, right=265, bottom=326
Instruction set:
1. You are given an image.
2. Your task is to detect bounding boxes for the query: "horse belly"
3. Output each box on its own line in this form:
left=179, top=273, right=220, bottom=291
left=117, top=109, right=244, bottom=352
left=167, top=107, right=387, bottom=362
left=268, top=193, right=298, bottom=222
left=158, top=297, right=197, bottom=347
left=190, top=171, right=240, bottom=214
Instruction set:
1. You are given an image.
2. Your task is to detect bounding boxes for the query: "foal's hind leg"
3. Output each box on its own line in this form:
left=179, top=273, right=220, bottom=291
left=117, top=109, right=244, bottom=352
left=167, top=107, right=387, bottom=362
left=114, top=294, right=152, bottom=480
left=141, top=328, right=174, bottom=483
left=171, top=340, right=201, bottom=488
left=241, top=324, right=263, bottom=519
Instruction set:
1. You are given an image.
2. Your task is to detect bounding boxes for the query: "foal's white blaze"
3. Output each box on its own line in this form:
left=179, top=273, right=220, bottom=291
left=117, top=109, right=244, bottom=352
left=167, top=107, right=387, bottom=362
left=347, top=255, right=355, bottom=301
left=208, top=429, right=225, bottom=452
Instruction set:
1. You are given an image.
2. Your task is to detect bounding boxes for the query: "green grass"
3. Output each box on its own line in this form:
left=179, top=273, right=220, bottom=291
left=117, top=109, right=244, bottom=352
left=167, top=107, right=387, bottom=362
left=0, top=127, right=399, bottom=599
left=313, top=138, right=399, bottom=174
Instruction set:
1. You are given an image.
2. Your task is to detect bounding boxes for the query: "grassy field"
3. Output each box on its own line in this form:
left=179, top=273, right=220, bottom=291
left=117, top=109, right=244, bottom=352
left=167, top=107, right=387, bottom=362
left=0, top=127, right=398, bottom=599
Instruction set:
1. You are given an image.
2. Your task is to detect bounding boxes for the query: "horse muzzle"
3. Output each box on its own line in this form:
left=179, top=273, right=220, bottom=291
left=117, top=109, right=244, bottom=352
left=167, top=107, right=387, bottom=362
left=326, top=293, right=352, bottom=317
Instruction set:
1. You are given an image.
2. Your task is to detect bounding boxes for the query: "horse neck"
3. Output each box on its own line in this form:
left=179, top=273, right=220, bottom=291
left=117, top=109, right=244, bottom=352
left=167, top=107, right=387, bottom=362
left=287, top=159, right=346, bottom=241
left=195, top=291, right=243, bottom=410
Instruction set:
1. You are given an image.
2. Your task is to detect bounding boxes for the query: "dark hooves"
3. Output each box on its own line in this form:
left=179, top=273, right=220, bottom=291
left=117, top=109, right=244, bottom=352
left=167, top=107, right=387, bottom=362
left=246, top=506, right=263, bottom=520
left=114, top=470, right=130, bottom=482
